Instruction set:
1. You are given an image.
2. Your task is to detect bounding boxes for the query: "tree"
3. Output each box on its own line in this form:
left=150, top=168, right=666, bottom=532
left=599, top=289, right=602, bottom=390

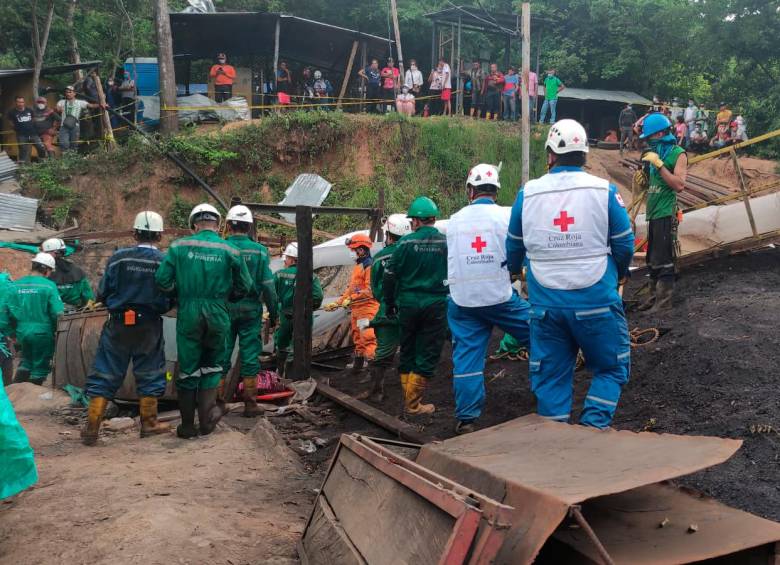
left=65, top=0, right=83, bottom=84
left=30, top=0, right=56, bottom=98
left=154, top=0, right=179, bottom=134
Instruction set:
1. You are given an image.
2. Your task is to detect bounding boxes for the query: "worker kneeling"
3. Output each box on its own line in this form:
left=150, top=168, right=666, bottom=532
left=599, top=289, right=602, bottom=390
left=506, top=120, right=635, bottom=428
left=447, top=164, right=531, bottom=435
left=325, top=233, right=379, bottom=374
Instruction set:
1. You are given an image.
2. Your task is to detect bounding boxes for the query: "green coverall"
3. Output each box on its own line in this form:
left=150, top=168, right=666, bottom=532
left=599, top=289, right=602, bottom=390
left=223, top=235, right=278, bottom=378
left=383, top=225, right=449, bottom=378
left=155, top=229, right=252, bottom=391
left=273, top=265, right=324, bottom=353
left=0, top=368, right=38, bottom=499
left=0, top=273, right=12, bottom=360
left=51, top=258, right=94, bottom=308
left=0, top=275, right=64, bottom=382
left=369, top=242, right=400, bottom=367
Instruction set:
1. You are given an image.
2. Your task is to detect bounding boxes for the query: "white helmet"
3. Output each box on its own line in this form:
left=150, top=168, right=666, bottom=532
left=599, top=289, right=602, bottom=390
left=545, top=119, right=589, bottom=154
left=384, top=213, right=412, bottom=238
left=133, top=211, right=164, bottom=232
left=226, top=205, right=253, bottom=224
left=282, top=242, right=299, bottom=259
left=314, top=70, right=322, bottom=79
left=41, top=238, right=66, bottom=253
left=32, top=252, right=56, bottom=271
left=466, top=163, right=501, bottom=189
left=188, top=203, right=221, bottom=228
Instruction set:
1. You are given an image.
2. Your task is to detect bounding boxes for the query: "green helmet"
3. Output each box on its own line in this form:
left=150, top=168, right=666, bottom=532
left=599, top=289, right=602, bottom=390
left=407, top=196, right=440, bottom=219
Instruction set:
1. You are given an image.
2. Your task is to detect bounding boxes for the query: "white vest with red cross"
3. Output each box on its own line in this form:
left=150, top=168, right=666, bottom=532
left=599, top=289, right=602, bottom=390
left=522, top=170, right=611, bottom=290
left=446, top=201, right=514, bottom=307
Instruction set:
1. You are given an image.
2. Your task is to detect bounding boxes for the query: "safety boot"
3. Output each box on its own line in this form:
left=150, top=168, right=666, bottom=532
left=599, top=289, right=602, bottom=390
left=637, top=279, right=657, bottom=311
left=276, top=351, right=288, bottom=379
left=454, top=420, right=475, bottom=435
left=355, top=366, right=386, bottom=403
left=139, top=396, right=170, bottom=438
left=81, top=396, right=108, bottom=446
left=13, top=367, right=31, bottom=384
left=404, top=373, right=435, bottom=415
left=243, top=377, right=262, bottom=418
left=485, top=112, right=492, bottom=120
left=198, top=387, right=224, bottom=436
left=651, top=278, right=674, bottom=312
left=176, top=389, right=198, bottom=439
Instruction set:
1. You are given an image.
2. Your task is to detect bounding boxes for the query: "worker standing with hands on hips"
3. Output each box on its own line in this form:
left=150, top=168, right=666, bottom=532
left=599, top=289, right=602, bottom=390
left=325, top=234, right=379, bottom=376
left=0, top=253, right=64, bottom=385
left=81, top=211, right=172, bottom=445
left=637, top=113, right=687, bottom=312
left=209, top=52, right=237, bottom=103
left=274, top=243, right=324, bottom=378
left=355, top=214, right=412, bottom=402
left=155, top=204, right=252, bottom=438
left=383, top=197, right=448, bottom=416
left=447, top=164, right=531, bottom=435
left=506, top=119, right=635, bottom=429
left=41, top=238, right=95, bottom=309
left=222, top=205, right=278, bottom=418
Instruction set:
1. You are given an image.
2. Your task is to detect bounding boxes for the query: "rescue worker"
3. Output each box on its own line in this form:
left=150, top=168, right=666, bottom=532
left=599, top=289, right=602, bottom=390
left=506, top=119, right=635, bottom=429
left=274, top=243, right=324, bottom=377
left=41, top=238, right=95, bottom=309
left=447, top=164, right=531, bottom=434
left=324, top=234, right=379, bottom=375
left=81, top=211, right=172, bottom=445
left=637, top=113, right=687, bottom=311
left=0, top=253, right=64, bottom=385
left=155, top=204, right=252, bottom=438
left=383, top=197, right=448, bottom=416
left=355, top=215, right=412, bottom=402
left=0, top=271, right=13, bottom=385
left=222, top=205, right=278, bottom=418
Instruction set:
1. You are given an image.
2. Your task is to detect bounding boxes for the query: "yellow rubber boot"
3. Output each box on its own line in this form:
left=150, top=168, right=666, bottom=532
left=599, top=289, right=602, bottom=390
left=405, top=373, right=435, bottom=415
left=243, top=377, right=262, bottom=418
left=81, top=396, right=108, bottom=446
left=485, top=112, right=492, bottom=120
left=139, top=396, right=171, bottom=437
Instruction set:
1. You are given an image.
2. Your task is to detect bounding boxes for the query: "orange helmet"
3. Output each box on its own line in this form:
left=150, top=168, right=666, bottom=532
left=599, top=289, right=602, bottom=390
left=345, top=233, right=372, bottom=250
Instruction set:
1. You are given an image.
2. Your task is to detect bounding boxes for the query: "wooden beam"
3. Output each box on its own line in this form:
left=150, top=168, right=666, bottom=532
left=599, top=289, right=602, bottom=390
left=389, top=0, right=405, bottom=83
left=688, top=128, right=780, bottom=164
left=252, top=213, right=337, bottom=240
left=337, top=40, right=359, bottom=109
left=730, top=148, right=759, bottom=238
left=154, top=0, right=178, bottom=135
left=92, top=71, right=115, bottom=146
left=291, top=206, right=314, bottom=380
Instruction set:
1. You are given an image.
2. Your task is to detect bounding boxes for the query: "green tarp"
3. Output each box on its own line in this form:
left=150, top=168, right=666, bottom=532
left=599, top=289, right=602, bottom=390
left=0, top=370, right=39, bottom=500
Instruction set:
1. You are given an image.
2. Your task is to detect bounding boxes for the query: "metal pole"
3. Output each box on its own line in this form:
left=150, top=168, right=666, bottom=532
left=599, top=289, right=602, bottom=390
left=456, top=15, right=462, bottom=115
left=731, top=149, right=759, bottom=237
left=521, top=3, right=531, bottom=186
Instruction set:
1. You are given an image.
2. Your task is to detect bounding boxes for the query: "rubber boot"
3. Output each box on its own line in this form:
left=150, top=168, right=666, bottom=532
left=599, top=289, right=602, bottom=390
left=355, top=365, right=385, bottom=402
left=139, top=396, right=171, bottom=438
left=404, top=373, right=435, bottom=415
left=485, top=112, right=492, bottom=120
left=469, top=107, right=475, bottom=118
left=399, top=373, right=410, bottom=413
left=651, top=278, right=674, bottom=312
left=454, top=420, right=475, bottom=435
left=13, top=367, right=31, bottom=384
left=243, top=377, right=262, bottom=418
left=637, top=279, right=657, bottom=311
left=81, top=396, right=108, bottom=446
left=198, top=387, right=224, bottom=436
left=276, top=351, right=288, bottom=379
left=351, top=356, right=369, bottom=383
left=176, top=389, right=198, bottom=439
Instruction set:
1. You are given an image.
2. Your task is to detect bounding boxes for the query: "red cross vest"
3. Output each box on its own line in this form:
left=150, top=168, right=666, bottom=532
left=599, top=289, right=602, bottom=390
left=522, top=170, right=611, bottom=290
left=446, top=201, right=514, bottom=307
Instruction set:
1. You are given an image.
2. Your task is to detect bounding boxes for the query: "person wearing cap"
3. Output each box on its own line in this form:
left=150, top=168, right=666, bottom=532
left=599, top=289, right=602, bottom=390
left=274, top=243, right=324, bottom=378
left=32, top=96, right=60, bottom=158
left=325, top=233, right=380, bottom=375
left=209, top=53, right=237, bottom=103
left=155, top=204, right=252, bottom=438
left=41, top=238, right=95, bottom=309
left=55, top=85, right=103, bottom=152
left=0, top=253, right=64, bottom=385
left=6, top=95, right=48, bottom=163
left=222, top=205, right=278, bottom=418
left=383, top=196, right=448, bottom=416
left=81, top=211, right=172, bottom=445
left=506, top=119, right=634, bottom=429
left=637, top=113, right=687, bottom=311
left=447, top=164, right=531, bottom=434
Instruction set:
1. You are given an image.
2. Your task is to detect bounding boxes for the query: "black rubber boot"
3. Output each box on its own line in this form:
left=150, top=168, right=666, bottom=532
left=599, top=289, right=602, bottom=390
left=13, top=368, right=31, bottom=384
left=637, top=279, right=657, bottom=311
left=651, top=278, right=674, bottom=312
left=198, top=387, right=224, bottom=436
left=276, top=351, right=288, bottom=379
left=356, top=366, right=385, bottom=402
left=176, top=389, right=198, bottom=439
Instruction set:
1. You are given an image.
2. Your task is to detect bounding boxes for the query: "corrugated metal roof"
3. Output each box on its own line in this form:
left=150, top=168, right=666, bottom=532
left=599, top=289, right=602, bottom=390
left=0, top=193, right=38, bottom=231
left=0, top=60, right=102, bottom=80
left=538, top=86, right=652, bottom=105
left=279, top=174, right=333, bottom=223
left=0, top=151, right=18, bottom=183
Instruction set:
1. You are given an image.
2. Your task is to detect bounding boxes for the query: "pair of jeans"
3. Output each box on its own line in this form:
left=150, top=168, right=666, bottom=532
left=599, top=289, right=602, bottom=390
left=16, top=133, right=47, bottom=163
left=502, top=93, right=517, bottom=121
left=58, top=125, right=80, bottom=152
left=539, top=98, right=558, bottom=124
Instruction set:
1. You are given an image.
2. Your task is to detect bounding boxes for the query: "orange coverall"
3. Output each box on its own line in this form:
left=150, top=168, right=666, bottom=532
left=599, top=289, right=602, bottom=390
left=340, top=262, right=380, bottom=359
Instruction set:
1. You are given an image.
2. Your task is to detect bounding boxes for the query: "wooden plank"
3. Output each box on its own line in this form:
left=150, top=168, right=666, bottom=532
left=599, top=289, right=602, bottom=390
left=300, top=494, right=366, bottom=565
left=315, top=380, right=432, bottom=444
left=92, top=72, right=115, bottom=145
left=291, top=206, right=313, bottom=380
left=731, top=148, right=759, bottom=237
left=337, top=40, right=359, bottom=109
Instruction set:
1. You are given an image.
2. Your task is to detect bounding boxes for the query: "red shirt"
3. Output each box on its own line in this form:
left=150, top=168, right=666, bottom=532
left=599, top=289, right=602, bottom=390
left=381, top=67, right=399, bottom=90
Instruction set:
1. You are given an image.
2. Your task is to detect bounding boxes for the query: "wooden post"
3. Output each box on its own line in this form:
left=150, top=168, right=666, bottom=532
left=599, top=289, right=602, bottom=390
left=456, top=16, right=462, bottom=115
left=389, top=0, right=405, bottom=86
left=154, top=0, right=178, bottom=135
left=360, top=41, right=367, bottom=112
left=291, top=206, right=313, bottom=380
left=430, top=23, right=436, bottom=70
left=273, top=17, right=281, bottom=93
left=92, top=72, right=115, bottom=146
left=521, top=3, right=531, bottom=186
left=337, top=40, right=359, bottom=108
left=731, top=149, right=759, bottom=237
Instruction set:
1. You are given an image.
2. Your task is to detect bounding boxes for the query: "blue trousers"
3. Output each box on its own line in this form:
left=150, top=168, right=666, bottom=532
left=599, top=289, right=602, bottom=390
left=448, top=293, right=531, bottom=423
left=528, top=303, right=630, bottom=429
left=539, top=98, right=558, bottom=124
left=86, top=316, right=167, bottom=399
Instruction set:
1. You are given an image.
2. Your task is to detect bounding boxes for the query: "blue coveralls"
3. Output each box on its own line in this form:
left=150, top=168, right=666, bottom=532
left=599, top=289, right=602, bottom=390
left=506, top=166, right=634, bottom=428
left=448, top=198, right=531, bottom=424
left=86, top=245, right=171, bottom=399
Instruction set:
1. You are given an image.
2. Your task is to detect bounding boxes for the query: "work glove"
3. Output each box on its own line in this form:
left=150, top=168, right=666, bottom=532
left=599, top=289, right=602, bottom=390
left=324, top=302, right=340, bottom=312
left=341, top=298, right=352, bottom=308
left=356, top=318, right=371, bottom=331
left=641, top=151, right=664, bottom=169
left=385, top=303, right=398, bottom=319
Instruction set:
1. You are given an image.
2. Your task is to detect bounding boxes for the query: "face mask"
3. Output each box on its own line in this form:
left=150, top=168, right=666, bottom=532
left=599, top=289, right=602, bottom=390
left=410, top=65, right=417, bottom=70
left=218, top=59, right=226, bottom=63
left=36, top=103, right=45, bottom=110
left=649, top=133, right=676, bottom=149
left=547, top=72, right=554, bottom=77
left=688, top=102, right=694, bottom=107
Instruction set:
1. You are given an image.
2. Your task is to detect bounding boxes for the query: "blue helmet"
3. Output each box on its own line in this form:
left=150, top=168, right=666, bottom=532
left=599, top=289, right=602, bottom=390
left=639, top=113, right=672, bottom=139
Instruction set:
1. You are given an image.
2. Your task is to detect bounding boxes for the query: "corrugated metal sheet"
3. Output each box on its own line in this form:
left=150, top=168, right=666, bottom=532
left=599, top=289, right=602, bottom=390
left=0, top=151, right=18, bottom=182
left=0, top=193, right=38, bottom=231
left=537, top=86, right=653, bottom=106
left=279, top=174, right=333, bottom=223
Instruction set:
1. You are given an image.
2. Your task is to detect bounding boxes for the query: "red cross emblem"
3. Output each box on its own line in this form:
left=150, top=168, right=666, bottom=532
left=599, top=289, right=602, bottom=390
left=572, top=136, right=581, bottom=143
left=485, top=170, right=493, bottom=177
left=553, top=211, right=575, bottom=232
left=471, top=235, right=487, bottom=253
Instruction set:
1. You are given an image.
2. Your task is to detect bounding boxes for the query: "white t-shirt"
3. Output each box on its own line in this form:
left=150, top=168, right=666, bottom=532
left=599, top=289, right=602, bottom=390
left=442, top=63, right=452, bottom=89
left=396, top=93, right=415, bottom=103
left=57, top=98, right=90, bottom=120
left=404, top=68, right=423, bottom=90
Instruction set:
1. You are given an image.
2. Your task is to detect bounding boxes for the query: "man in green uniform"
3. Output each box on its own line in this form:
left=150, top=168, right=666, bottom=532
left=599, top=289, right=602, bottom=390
left=355, top=214, right=412, bottom=402
left=274, top=242, right=324, bottom=378
left=41, top=238, right=95, bottom=309
left=383, top=197, right=448, bottom=416
left=0, top=272, right=14, bottom=385
left=155, top=203, right=252, bottom=438
left=638, top=113, right=688, bottom=312
left=0, top=253, right=64, bottom=385
left=223, top=205, right=278, bottom=417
